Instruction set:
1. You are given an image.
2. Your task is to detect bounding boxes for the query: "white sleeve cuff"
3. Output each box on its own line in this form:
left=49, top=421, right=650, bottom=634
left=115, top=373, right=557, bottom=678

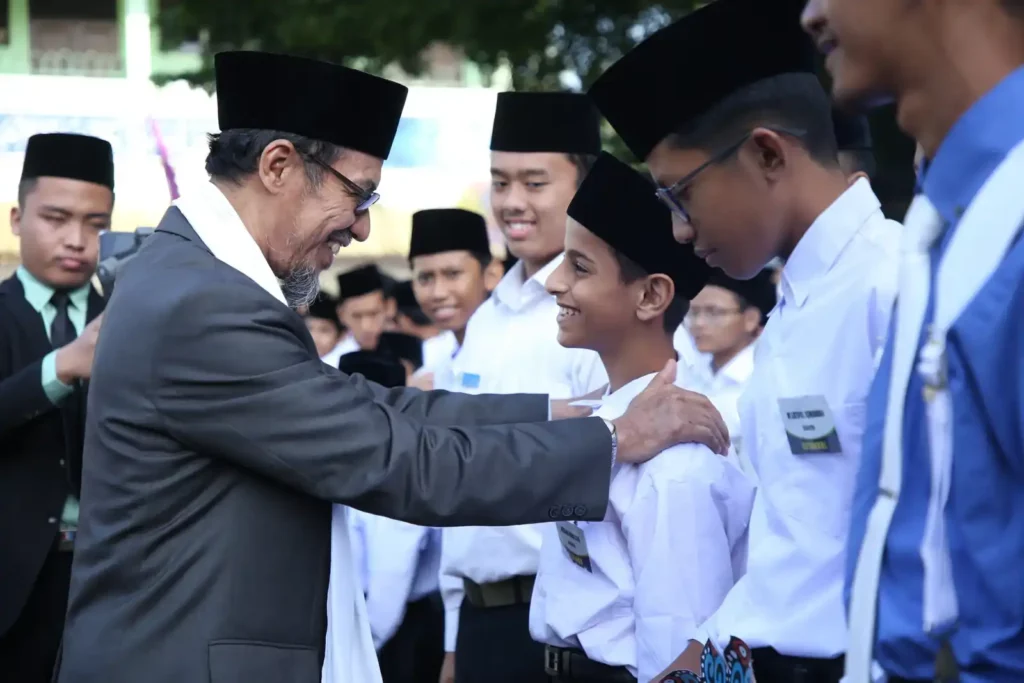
left=444, top=605, right=460, bottom=652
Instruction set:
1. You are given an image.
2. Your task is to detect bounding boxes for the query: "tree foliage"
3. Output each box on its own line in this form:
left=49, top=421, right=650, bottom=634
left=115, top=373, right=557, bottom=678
left=156, top=0, right=701, bottom=91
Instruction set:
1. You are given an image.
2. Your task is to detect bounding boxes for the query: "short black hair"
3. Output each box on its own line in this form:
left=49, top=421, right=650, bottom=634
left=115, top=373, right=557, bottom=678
left=205, top=128, right=344, bottom=187
left=1003, top=0, right=1024, bottom=17
left=568, top=153, right=599, bottom=188
left=839, top=149, right=878, bottom=180
left=17, top=178, right=37, bottom=207
left=612, top=248, right=689, bottom=333
left=668, top=73, right=839, bottom=169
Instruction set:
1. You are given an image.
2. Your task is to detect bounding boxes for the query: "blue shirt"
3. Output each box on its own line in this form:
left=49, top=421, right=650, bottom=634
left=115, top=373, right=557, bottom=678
left=848, top=66, right=1024, bottom=681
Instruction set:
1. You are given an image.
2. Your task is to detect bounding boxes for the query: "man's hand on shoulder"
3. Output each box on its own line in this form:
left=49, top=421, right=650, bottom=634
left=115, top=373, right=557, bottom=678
left=614, top=359, right=729, bottom=463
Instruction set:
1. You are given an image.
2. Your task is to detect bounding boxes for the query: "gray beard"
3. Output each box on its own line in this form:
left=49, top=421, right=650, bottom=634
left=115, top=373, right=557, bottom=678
left=280, top=264, right=321, bottom=309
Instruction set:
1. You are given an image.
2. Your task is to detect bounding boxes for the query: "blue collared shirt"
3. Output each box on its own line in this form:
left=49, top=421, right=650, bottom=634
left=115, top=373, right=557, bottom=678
left=849, top=65, right=1024, bottom=681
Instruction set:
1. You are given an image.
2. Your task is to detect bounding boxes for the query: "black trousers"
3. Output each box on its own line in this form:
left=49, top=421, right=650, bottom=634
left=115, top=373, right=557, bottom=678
left=454, top=600, right=547, bottom=683
left=0, top=548, right=72, bottom=683
left=751, top=647, right=844, bottom=683
left=378, top=592, right=445, bottom=683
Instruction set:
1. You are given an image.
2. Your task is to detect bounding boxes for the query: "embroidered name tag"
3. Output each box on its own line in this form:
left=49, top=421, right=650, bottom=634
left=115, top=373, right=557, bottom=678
left=556, top=521, right=593, bottom=573
left=777, top=395, right=843, bottom=455
left=460, top=373, right=481, bottom=389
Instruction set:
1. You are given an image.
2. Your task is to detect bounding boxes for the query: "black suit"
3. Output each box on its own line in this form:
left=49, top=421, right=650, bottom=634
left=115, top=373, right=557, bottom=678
left=57, top=208, right=613, bottom=683
left=0, top=274, right=103, bottom=682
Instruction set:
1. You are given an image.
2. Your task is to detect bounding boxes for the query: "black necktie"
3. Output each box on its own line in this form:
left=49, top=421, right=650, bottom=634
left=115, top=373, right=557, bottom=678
left=50, top=291, right=77, bottom=348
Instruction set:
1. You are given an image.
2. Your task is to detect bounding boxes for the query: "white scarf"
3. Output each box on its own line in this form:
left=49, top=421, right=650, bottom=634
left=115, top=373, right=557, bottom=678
left=173, top=182, right=381, bottom=683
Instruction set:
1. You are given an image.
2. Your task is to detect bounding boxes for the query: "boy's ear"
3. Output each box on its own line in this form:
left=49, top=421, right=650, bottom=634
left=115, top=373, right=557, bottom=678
left=635, top=273, right=675, bottom=324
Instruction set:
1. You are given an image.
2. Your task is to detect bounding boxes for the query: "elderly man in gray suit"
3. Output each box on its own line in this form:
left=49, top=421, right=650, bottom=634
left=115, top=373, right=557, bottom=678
left=56, top=52, right=730, bottom=683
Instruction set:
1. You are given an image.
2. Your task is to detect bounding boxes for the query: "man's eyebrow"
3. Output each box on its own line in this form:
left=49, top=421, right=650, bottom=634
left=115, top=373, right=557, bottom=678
left=38, top=205, right=72, bottom=215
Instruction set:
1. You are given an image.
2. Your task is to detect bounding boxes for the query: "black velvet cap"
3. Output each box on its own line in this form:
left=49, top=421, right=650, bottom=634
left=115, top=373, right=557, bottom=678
left=588, top=0, right=817, bottom=161
left=707, top=268, right=777, bottom=319
left=567, top=152, right=712, bottom=300
left=832, top=107, right=873, bottom=151
left=215, top=51, right=409, bottom=160
left=21, top=133, right=115, bottom=190
left=376, top=332, right=423, bottom=371
left=337, top=264, right=383, bottom=301
left=305, top=293, right=340, bottom=327
left=409, top=209, right=491, bottom=259
left=490, top=92, right=602, bottom=154
left=338, top=351, right=407, bottom=388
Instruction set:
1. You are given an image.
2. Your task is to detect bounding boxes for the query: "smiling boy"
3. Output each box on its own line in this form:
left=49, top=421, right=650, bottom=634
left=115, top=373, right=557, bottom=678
left=532, top=152, right=755, bottom=683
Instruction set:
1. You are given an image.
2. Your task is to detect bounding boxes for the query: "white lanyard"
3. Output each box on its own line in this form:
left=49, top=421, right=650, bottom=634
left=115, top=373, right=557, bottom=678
left=845, top=137, right=1024, bottom=683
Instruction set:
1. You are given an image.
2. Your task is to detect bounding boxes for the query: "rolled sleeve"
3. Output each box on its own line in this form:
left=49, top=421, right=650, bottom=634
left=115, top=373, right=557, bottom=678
left=41, top=350, right=74, bottom=405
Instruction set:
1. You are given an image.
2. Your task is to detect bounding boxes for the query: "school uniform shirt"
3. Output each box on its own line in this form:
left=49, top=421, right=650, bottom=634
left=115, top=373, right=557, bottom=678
left=322, top=335, right=359, bottom=369
left=693, top=178, right=900, bottom=658
left=439, top=255, right=608, bottom=652
left=420, top=331, right=457, bottom=375
left=850, top=65, right=1024, bottom=680
left=529, top=368, right=755, bottom=682
left=358, top=514, right=442, bottom=649
left=692, top=343, right=757, bottom=477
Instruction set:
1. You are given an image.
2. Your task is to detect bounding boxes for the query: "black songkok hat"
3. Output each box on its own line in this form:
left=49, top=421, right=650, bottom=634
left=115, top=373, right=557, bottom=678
left=490, top=92, right=602, bottom=154
left=409, top=209, right=491, bottom=259
left=832, top=108, right=873, bottom=151
left=339, top=351, right=407, bottom=388
left=567, top=152, right=711, bottom=300
left=376, top=332, right=423, bottom=371
left=588, top=0, right=817, bottom=161
left=706, top=268, right=777, bottom=321
left=215, top=51, right=409, bottom=160
left=21, top=133, right=115, bottom=190
left=337, top=264, right=383, bottom=301
left=305, top=294, right=340, bottom=327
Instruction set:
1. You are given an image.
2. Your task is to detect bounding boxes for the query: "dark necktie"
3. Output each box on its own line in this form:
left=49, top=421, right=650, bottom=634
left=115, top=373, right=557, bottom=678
left=50, top=291, right=77, bottom=348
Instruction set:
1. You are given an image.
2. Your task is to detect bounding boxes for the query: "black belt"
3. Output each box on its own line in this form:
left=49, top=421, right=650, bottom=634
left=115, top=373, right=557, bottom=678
left=750, top=647, right=843, bottom=683
left=544, top=645, right=636, bottom=683
left=463, top=575, right=535, bottom=608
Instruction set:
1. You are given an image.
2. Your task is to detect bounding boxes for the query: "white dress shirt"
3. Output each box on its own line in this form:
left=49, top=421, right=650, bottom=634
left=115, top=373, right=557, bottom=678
left=439, top=255, right=608, bottom=651
left=693, top=343, right=757, bottom=476
left=695, top=178, right=899, bottom=659
left=322, top=335, right=359, bottom=368
left=421, top=331, right=458, bottom=374
left=174, top=182, right=381, bottom=683
left=530, top=369, right=755, bottom=682
left=355, top=513, right=442, bottom=649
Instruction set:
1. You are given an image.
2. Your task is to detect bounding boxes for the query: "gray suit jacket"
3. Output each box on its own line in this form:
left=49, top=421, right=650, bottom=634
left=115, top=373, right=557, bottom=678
left=57, top=208, right=612, bottom=683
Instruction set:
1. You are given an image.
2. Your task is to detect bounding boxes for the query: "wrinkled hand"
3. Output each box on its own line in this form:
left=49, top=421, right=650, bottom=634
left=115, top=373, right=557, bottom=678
left=439, top=652, right=455, bottom=683
left=407, top=371, right=435, bottom=391
left=550, top=383, right=609, bottom=420
left=55, top=313, right=104, bottom=383
left=613, top=359, right=729, bottom=462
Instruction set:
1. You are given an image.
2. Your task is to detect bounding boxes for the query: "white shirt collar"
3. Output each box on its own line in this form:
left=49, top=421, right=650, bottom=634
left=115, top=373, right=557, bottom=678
left=716, top=342, right=756, bottom=386
left=491, top=254, right=563, bottom=313
left=594, top=363, right=687, bottom=418
left=781, top=178, right=882, bottom=309
left=173, top=181, right=288, bottom=306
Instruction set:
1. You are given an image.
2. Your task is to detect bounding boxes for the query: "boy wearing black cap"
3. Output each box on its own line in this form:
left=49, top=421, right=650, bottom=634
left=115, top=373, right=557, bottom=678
left=406, top=208, right=502, bottom=388
left=532, top=153, right=755, bottom=683
left=686, top=269, right=775, bottom=476
left=303, top=293, right=344, bottom=360
left=0, top=132, right=114, bottom=682
left=439, top=92, right=610, bottom=683
left=588, top=0, right=900, bottom=680
left=331, top=263, right=389, bottom=362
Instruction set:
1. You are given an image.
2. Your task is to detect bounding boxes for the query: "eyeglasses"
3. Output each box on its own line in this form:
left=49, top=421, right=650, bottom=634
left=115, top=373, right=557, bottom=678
left=304, top=154, right=380, bottom=213
left=684, top=305, right=743, bottom=327
left=655, top=127, right=806, bottom=223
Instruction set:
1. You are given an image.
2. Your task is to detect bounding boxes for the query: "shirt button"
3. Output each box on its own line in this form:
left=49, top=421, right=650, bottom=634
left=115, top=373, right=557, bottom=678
left=48, top=517, right=57, bottom=524
left=59, top=459, right=66, bottom=466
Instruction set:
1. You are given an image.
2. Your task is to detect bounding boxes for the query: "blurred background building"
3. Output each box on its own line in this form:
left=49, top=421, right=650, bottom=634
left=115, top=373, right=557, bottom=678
left=0, top=0, right=514, bottom=277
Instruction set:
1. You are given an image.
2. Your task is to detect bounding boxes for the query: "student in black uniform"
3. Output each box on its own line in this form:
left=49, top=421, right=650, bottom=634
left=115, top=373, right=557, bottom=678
left=0, top=133, right=114, bottom=683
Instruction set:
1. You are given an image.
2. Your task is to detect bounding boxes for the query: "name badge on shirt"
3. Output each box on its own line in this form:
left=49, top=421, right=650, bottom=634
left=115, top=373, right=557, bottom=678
left=777, top=395, right=842, bottom=455
left=459, top=372, right=481, bottom=390
left=556, top=521, right=593, bottom=573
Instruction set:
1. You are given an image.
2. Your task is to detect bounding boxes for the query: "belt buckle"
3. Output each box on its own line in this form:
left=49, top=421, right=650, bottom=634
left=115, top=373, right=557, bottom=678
left=544, top=646, right=562, bottom=676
